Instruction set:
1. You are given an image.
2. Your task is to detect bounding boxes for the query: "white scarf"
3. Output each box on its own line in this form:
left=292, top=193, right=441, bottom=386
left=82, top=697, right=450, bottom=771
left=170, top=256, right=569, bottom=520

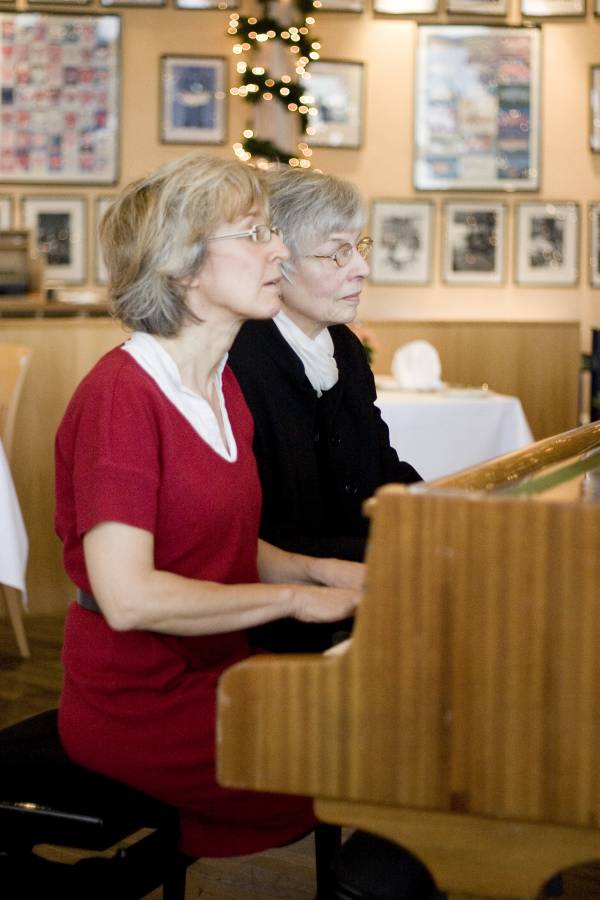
left=273, top=310, right=339, bottom=398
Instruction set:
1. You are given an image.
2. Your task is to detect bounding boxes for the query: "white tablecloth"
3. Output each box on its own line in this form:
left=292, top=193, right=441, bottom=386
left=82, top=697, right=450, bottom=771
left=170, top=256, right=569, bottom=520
left=0, top=439, right=28, bottom=598
left=375, top=388, right=534, bottom=482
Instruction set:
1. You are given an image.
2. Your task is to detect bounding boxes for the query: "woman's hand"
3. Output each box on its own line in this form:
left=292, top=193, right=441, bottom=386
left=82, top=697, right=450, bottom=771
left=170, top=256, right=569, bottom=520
left=305, top=556, right=365, bottom=592
left=291, top=584, right=360, bottom=624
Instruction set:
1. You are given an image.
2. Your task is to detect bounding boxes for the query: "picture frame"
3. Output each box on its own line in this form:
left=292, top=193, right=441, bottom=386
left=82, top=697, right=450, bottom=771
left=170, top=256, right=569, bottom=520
left=515, top=201, right=579, bottom=286
left=21, top=195, right=87, bottom=285
left=160, top=55, right=227, bottom=145
left=94, top=194, right=115, bottom=285
left=0, top=13, right=120, bottom=185
left=373, top=0, right=437, bottom=13
left=591, top=67, right=600, bottom=153
left=590, top=204, right=600, bottom=288
left=521, top=0, right=584, bottom=15
left=414, top=25, right=541, bottom=192
left=317, top=0, right=365, bottom=10
left=0, top=196, right=13, bottom=229
left=175, top=0, right=238, bottom=7
left=446, top=0, right=506, bottom=13
left=28, top=0, right=91, bottom=5
left=442, top=200, right=506, bottom=285
left=101, top=0, right=164, bottom=7
left=369, top=200, right=434, bottom=285
left=302, top=59, right=364, bottom=150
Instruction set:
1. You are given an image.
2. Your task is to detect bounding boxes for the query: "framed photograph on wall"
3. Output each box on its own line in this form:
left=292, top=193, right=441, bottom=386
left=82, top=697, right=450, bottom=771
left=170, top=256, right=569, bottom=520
left=521, top=0, right=584, bottom=15
left=175, top=0, right=239, bottom=6
left=515, top=202, right=579, bottom=286
left=370, top=200, right=434, bottom=285
left=442, top=200, right=506, bottom=285
left=590, top=204, right=600, bottom=287
left=0, top=196, right=13, bottom=228
left=591, top=67, right=600, bottom=153
left=0, top=13, right=120, bottom=185
left=312, top=0, right=364, bottom=9
left=28, top=0, right=91, bottom=5
left=414, top=25, right=541, bottom=192
left=21, top=195, right=87, bottom=284
left=95, top=194, right=115, bottom=285
left=446, top=0, right=506, bottom=12
left=373, top=0, right=437, bottom=13
left=302, top=60, right=364, bottom=149
left=160, top=55, right=227, bottom=145
left=101, top=0, right=164, bottom=7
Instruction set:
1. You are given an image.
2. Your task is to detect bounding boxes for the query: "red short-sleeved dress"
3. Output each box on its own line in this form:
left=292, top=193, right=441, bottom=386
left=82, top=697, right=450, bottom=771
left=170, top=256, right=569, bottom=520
left=55, top=346, right=315, bottom=857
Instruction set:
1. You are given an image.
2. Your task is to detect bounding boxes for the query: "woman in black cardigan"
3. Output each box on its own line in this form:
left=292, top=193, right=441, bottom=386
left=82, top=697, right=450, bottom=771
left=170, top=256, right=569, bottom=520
left=228, top=168, right=421, bottom=653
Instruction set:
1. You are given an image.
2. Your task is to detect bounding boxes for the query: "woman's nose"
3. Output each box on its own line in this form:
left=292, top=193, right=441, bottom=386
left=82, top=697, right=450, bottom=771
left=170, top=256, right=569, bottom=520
left=270, top=232, right=290, bottom=262
left=351, top=247, right=370, bottom=278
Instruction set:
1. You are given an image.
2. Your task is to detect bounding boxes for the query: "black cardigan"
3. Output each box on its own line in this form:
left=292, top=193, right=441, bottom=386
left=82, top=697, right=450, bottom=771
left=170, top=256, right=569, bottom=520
left=228, top=320, right=421, bottom=651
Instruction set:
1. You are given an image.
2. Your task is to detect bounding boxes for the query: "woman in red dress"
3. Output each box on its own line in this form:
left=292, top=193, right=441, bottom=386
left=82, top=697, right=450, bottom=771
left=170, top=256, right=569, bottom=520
left=54, top=153, right=362, bottom=859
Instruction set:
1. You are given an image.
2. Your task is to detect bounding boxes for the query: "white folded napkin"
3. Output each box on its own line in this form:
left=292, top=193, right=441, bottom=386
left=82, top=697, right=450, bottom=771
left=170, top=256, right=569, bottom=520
left=391, top=340, right=443, bottom=391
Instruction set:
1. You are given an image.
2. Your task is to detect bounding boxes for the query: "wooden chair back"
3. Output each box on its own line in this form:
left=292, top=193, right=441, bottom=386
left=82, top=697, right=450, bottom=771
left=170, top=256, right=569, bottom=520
left=0, top=345, right=32, bottom=462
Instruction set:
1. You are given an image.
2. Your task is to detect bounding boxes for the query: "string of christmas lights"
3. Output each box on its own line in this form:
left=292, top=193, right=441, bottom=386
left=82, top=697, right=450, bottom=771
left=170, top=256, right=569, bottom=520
left=226, top=1, right=322, bottom=167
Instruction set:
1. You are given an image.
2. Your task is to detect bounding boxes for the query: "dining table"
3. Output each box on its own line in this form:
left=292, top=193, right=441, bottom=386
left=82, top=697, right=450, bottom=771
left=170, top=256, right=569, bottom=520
left=375, top=381, right=534, bottom=482
left=0, top=437, right=28, bottom=602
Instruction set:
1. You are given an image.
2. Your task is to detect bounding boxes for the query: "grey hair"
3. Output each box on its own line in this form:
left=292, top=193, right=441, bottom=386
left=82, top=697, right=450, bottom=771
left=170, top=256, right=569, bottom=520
left=100, top=153, right=267, bottom=336
left=264, top=167, right=365, bottom=270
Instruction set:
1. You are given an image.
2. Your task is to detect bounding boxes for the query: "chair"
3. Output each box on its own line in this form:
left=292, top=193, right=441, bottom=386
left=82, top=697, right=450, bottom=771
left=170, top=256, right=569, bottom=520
left=0, top=344, right=32, bottom=658
left=0, top=708, right=341, bottom=899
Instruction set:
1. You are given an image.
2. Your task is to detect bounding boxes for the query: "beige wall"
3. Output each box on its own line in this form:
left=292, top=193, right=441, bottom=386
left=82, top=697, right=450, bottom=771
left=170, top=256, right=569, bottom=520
left=2, top=6, right=600, bottom=340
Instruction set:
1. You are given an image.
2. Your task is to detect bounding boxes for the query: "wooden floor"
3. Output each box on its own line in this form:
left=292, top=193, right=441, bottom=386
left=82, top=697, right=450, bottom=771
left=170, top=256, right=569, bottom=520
left=2, top=616, right=600, bottom=900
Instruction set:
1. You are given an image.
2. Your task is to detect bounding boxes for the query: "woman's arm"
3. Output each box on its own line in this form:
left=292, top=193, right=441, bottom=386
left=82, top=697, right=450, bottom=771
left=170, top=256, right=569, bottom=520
left=257, top=539, right=364, bottom=590
left=83, top=522, right=360, bottom=635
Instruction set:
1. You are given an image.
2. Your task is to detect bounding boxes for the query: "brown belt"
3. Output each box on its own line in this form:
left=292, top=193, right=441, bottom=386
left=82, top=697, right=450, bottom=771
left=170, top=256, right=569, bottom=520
left=76, top=589, right=102, bottom=614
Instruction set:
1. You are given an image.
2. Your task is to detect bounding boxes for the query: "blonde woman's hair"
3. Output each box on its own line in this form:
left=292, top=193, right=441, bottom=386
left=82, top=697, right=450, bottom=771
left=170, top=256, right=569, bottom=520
left=100, top=153, right=267, bottom=336
left=264, top=167, right=365, bottom=265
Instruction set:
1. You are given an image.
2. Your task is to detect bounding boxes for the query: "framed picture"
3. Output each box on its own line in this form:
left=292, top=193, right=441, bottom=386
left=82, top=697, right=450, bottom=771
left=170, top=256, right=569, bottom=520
left=0, top=196, right=13, bottom=228
left=521, top=0, right=584, bottom=14
left=95, top=194, right=115, bottom=285
left=515, top=202, right=579, bottom=286
left=442, top=200, right=506, bottom=285
left=21, top=195, right=87, bottom=284
left=414, top=25, right=541, bottom=192
left=28, top=0, right=91, bottom=5
left=370, top=200, right=434, bottom=285
left=101, top=0, right=164, bottom=6
left=175, top=0, right=238, bottom=6
left=590, top=204, right=600, bottom=288
left=317, top=0, right=365, bottom=9
left=160, top=55, right=227, bottom=145
left=302, top=60, right=364, bottom=149
left=592, top=67, right=600, bottom=153
left=0, top=13, right=120, bottom=185
left=446, top=0, right=506, bottom=12
left=373, top=0, right=437, bottom=12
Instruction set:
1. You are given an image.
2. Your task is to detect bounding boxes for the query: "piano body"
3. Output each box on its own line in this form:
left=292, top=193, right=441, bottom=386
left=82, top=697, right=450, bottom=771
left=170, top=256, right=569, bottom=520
left=217, top=422, right=600, bottom=899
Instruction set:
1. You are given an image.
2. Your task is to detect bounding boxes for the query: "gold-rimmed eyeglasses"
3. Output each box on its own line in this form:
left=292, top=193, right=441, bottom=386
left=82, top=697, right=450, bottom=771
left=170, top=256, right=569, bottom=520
left=308, top=237, right=373, bottom=269
left=208, top=224, right=282, bottom=244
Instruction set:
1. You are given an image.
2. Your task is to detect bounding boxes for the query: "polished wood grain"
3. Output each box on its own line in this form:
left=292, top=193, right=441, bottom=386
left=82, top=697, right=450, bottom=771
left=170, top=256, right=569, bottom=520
left=218, top=423, right=600, bottom=899
left=364, top=320, right=581, bottom=441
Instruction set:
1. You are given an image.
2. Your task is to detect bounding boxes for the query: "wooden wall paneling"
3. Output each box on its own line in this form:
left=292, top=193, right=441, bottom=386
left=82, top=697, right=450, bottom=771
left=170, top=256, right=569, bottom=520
left=0, top=319, right=125, bottom=616
left=364, top=321, right=581, bottom=441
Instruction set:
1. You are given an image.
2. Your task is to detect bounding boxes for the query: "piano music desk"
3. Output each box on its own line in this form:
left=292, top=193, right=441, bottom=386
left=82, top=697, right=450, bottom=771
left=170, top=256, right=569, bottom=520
left=218, top=422, right=600, bottom=899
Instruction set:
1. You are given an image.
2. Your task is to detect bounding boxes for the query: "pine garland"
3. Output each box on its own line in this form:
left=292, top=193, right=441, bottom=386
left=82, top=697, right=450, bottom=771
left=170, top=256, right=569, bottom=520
left=227, top=0, right=320, bottom=165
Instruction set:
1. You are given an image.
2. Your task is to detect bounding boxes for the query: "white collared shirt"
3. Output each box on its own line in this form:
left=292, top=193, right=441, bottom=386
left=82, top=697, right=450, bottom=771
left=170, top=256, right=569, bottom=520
left=122, top=332, right=237, bottom=462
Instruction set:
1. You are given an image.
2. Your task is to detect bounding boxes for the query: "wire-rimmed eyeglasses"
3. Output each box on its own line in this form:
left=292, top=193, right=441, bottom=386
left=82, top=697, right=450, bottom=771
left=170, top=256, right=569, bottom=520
left=308, top=237, right=373, bottom=269
left=208, top=224, right=282, bottom=244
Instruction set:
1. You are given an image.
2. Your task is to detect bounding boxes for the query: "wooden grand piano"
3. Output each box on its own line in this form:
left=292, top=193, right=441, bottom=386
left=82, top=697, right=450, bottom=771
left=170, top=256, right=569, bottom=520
left=217, top=422, right=600, bottom=899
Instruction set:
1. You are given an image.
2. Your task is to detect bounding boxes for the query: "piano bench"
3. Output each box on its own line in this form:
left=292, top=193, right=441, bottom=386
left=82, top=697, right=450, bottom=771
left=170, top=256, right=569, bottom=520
left=0, top=708, right=192, bottom=899
left=0, top=708, right=342, bottom=899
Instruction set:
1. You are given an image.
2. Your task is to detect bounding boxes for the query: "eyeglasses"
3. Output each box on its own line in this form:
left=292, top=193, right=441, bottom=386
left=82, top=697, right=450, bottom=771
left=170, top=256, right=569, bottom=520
left=308, top=237, right=373, bottom=269
left=208, top=224, right=282, bottom=244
